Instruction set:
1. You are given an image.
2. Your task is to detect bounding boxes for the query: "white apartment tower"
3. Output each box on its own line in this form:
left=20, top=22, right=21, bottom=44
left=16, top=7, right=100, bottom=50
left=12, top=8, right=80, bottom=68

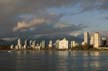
left=90, top=34, right=94, bottom=46
left=40, top=40, right=45, bottom=49
left=48, top=40, right=53, bottom=48
left=84, top=32, right=90, bottom=45
left=18, top=38, right=22, bottom=49
left=23, top=40, right=27, bottom=49
left=93, top=32, right=101, bottom=48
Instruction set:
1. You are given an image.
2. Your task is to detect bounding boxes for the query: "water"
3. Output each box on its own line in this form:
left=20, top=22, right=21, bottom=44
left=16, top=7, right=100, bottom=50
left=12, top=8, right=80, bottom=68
left=0, top=50, right=108, bottom=71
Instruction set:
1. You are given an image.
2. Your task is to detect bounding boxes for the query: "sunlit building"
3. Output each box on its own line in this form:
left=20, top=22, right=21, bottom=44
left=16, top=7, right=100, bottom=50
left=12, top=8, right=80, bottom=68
left=23, top=40, right=27, bottom=49
left=31, top=40, right=36, bottom=49
left=48, top=40, right=53, bottom=48
left=15, top=45, right=18, bottom=50
left=55, top=40, right=60, bottom=49
left=90, top=34, right=94, bottom=46
left=84, top=32, right=90, bottom=45
left=35, top=44, right=40, bottom=50
left=93, top=32, right=101, bottom=48
left=40, top=40, right=45, bottom=49
left=17, top=38, right=22, bottom=49
left=29, top=40, right=32, bottom=48
left=71, top=41, right=77, bottom=48
left=56, top=38, right=68, bottom=49
left=82, top=41, right=85, bottom=46
left=10, top=45, right=14, bottom=49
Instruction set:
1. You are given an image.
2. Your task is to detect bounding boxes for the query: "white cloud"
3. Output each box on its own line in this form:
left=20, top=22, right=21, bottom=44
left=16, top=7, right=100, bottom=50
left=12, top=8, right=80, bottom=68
left=13, top=13, right=62, bottom=32
left=13, top=18, right=47, bottom=32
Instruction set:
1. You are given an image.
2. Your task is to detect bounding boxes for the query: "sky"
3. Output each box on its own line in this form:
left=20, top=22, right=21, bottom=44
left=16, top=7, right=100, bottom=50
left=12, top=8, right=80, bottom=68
left=0, top=0, right=108, bottom=39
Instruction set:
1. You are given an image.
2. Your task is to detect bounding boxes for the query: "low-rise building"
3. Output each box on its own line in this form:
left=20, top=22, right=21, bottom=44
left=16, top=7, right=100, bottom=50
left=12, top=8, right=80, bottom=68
left=56, top=38, right=68, bottom=49
left=71, top=41, right=77, bottom=48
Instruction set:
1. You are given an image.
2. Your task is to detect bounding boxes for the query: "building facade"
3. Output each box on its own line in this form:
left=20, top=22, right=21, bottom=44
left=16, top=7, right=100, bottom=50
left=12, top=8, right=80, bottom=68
left=56, top=38, right=68, bottom=49
left=84, top=32, right=90, bottom=45
left=40, top=40, right=45, bottom=49
left=48, top=40, right=53, bottom=48
left=71, top=41, right=76, bottom=48
left=93, top=32, right=101, bottom=48
left=90, top=34, right=94, bottom=46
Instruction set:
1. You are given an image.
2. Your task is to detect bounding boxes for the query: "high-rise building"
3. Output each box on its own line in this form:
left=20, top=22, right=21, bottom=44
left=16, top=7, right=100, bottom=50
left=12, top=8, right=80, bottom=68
left=55, top=40, right=60, bottom=49
left=48, top=40, right=53, bottom=48
left=32, top=40, right=36, bottom=49
left=93, top=32, right=101, bottom=48
left=18, top=38, right=22, bottom=49
left=84, top=32, right=90, bottom=45
left=40, top=40, right=45, bottom=49
left=23, top=40, right=27, bottom=49
left=90, top=34, right=94, bottom=46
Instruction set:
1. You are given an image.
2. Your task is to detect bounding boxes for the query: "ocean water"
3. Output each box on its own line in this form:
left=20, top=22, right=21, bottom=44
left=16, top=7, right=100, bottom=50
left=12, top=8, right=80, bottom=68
left=0, top=50, right=108, bottom=71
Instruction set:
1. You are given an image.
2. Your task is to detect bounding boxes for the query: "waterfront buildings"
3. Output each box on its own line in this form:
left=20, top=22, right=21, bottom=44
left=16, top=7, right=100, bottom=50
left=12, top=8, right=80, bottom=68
left=83, top=32, right=90, bottom=45
left=23, top=40, right=27, bottom=49
left=40, top=40, right=45, bottom=49
left=71, top=41, right=77, bottom=48
left=90, top=34, right=94, bottom=46
left=9, top=32, right=108, bottom=50
left=35, top=44, right=40, bottom=50
left=31, top=40, right=36, bottom=49
left=10, top=45, right=14, bottom=49
left=93, top=32, right=101, bottom=48
left=56, top=38, right=68, bottom=49
left=48, top=40, right=53, bottom=48
left=18, top=38, right=22, bottom=49
left=82, top=32, right=104, bottom=48
left=55, top=40, right=60, bottom=49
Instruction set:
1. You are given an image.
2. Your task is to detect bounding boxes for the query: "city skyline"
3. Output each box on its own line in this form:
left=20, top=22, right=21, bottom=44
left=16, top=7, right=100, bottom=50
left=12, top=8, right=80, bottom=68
left=8, top=32, right=108, bottom=50
left=0, top=0, right=108, bottom=38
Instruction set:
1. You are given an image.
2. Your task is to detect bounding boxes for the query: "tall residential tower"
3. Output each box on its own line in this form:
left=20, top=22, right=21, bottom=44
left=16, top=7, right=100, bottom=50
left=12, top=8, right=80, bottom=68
left=84, top=32, right=90, bottom=45
left=93, top=32, right=101, bottom=48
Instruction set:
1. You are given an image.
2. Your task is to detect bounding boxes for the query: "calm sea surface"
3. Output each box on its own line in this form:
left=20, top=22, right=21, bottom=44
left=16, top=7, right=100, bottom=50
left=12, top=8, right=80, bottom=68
left=0, top=50, right=108, bottom=71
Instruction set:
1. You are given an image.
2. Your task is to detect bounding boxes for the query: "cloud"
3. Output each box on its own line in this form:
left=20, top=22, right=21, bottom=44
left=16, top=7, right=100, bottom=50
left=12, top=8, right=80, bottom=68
left=13, top=11, right=87, bottom=36
left=13, top=13, right=63, bottom=32
left=13, top=19, right=46, bottom=32
left=31, top=24, right=87, bottom=35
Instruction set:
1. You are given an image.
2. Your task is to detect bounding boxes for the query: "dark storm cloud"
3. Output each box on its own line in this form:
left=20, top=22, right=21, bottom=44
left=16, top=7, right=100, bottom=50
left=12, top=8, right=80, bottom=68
left=32, top=24, right=86, bottom=35
left=0, top=0, right=108, bottom=37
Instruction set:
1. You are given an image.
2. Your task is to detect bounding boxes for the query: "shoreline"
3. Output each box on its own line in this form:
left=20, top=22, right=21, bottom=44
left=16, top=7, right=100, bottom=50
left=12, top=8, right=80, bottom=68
left=0, top=49, right=108, bottom=52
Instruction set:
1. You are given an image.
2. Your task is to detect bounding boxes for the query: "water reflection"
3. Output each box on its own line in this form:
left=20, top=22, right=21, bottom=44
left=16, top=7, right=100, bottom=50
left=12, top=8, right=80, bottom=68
left=0, top=50, right=108, bottom=71
left=90, top=51, right=100, bottom=56
left=57, top=51, right=68, bottom=57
